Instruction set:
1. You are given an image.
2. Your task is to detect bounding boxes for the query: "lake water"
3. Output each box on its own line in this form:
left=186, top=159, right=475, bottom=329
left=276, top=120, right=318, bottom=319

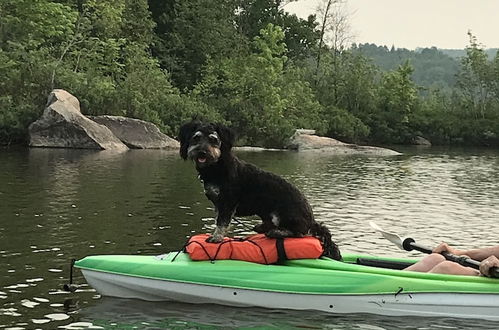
left=1, top=146, right=498, bottom=329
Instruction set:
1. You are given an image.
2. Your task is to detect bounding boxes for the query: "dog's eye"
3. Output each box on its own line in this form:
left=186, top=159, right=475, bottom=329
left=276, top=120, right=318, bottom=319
left=209, top=135, right=219, bottom=143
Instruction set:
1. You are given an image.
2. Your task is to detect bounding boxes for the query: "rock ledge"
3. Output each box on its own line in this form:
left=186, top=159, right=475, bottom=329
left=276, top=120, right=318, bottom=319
left=286, top=130, right=400, bottom=156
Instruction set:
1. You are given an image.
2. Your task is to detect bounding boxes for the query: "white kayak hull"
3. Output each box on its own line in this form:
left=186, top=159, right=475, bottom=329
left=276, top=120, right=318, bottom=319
left=82, top=269, right=499, bottom=321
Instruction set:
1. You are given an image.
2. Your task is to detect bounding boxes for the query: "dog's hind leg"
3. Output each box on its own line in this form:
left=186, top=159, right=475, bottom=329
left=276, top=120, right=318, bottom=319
left=253, top=214, right=277, bottom=233
left=253, top=223, right=274, bottom=233
left=265, top=213, right=309, bottom=238
left=265, top=228, right=302, bottom=238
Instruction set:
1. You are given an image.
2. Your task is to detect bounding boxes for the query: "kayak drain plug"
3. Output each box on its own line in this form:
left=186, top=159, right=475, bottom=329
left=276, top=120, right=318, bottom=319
left=63, top=258, right=80, bottom=292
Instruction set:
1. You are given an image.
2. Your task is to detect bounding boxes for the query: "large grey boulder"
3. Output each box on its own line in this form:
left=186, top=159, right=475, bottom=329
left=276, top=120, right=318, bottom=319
left=29, top=90, right=128, bottom=151
left=286, top=130, right=401, bottom=156
left=89, top=115, right=179, bottom=149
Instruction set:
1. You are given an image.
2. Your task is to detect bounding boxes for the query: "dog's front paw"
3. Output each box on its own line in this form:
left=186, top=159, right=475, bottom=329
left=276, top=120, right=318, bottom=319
left=206, top=226, right=227, bottom=243
left=205, top=234, right=224, bottom=243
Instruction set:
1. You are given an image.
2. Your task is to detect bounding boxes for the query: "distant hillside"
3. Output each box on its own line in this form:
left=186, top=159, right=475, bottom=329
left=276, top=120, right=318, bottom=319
left=353, top=43, right=460, bottom=91
left=438, top=48, right=499, bottom=59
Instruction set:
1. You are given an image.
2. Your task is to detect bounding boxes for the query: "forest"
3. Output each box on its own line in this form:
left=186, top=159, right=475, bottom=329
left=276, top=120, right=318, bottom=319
left=1, top=0, right=499, bottom=147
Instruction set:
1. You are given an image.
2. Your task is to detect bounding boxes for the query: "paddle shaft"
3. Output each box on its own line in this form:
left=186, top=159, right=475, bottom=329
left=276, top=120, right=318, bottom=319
left=402, top=238, right=499, bottom=278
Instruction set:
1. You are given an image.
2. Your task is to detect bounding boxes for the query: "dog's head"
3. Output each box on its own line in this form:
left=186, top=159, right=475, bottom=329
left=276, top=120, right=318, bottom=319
left=178, top=120, right=235, bottom=167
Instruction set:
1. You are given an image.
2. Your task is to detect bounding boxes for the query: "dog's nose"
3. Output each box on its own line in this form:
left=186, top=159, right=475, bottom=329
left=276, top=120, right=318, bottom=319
left=198, top=150, right=207, bottom=157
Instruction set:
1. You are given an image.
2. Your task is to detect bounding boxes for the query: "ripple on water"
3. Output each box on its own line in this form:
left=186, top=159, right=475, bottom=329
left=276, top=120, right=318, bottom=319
left=4, top=284, right=29, bottom=289
left=25, top=278, right=43, bottom=283
left=33, top=297, right=49, bottom=303
left=44, top=313, right=70, bottom=321
left=32, top=318, right=51, bottom=324
left=0, top=308, right=22, bottom=317
left=48, top=268, right=63, bottom=273
left=60, top=322, right=105, bottom=329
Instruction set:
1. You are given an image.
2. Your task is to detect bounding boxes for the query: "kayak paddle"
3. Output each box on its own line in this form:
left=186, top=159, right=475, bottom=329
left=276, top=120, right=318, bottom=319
left=369, top=221, right=499, bottom=278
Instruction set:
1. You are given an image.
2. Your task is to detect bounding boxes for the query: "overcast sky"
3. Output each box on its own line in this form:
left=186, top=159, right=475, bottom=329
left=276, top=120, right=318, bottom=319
left=285, top=0, right=499, bottom=49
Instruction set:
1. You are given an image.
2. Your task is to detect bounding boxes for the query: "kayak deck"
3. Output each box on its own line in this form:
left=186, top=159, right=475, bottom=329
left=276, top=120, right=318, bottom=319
left=75, top=253, right=499, bottom=320
left=75, top=252, right=499, bottom=295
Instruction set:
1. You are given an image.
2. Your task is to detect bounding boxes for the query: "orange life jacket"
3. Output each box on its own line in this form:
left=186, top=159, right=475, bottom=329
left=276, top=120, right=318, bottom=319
left=185, top=233, right=324, bottom=264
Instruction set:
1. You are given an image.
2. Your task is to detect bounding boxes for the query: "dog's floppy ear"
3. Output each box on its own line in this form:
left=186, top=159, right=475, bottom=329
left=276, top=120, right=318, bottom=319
left=178, top=120, right=201, bottom=160
left=215, top=123, right=236, bottom=152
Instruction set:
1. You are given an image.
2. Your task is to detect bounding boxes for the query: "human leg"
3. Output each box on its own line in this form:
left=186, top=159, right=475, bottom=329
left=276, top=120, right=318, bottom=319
left=429, top=260, right=480, bottom=276
left=404, top=253, right=446, bottom=272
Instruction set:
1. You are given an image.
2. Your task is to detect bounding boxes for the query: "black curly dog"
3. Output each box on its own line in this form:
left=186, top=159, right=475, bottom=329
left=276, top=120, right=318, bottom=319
left=179, top=120, right=341, bottom=260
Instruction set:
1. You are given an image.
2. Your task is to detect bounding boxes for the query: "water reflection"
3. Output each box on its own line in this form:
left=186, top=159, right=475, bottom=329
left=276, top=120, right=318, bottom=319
left=80, top=298, right=498, bottom=329
left=1, top=146, right=499, bottom=328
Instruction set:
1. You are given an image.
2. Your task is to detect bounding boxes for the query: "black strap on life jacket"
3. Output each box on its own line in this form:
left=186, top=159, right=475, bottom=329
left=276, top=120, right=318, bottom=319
left=275, top=237, right=288, bottom=264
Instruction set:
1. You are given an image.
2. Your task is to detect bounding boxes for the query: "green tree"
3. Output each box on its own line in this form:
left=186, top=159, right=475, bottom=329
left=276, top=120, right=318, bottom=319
left=195, top=24, right=324, bottom=147
left=307, top=49, right=374, bottom=143
left=0, top=0, right=198, bottom=144
left=456, top=32, right=498, bottom=118
left=0, top=0, right=78, bottom=143
left=237, top=0, right=319, bottom=61
left=149, top=0, right=245, bottom=90
left=373, top=61, right=418, bottom=143
left=324, top=106, right=369, bottom=142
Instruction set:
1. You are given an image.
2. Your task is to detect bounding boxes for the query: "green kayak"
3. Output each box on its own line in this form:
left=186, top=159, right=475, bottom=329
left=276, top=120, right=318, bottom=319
left=75, top=252, right=499, bottom=320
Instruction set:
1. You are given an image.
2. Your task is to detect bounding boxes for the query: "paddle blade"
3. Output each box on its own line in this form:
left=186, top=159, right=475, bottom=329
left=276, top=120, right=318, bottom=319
left=369, top=221, right=405, bottom=250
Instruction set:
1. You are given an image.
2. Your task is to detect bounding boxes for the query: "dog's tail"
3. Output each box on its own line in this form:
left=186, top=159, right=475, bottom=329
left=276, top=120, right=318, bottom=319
left=310, top=222, right=342, bottom=261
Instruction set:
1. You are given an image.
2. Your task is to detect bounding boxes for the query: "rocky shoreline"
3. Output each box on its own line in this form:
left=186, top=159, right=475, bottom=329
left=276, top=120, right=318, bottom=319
left=28, top=89, right=400, bottom=156
left=28, top=89, right=178, bottom=151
